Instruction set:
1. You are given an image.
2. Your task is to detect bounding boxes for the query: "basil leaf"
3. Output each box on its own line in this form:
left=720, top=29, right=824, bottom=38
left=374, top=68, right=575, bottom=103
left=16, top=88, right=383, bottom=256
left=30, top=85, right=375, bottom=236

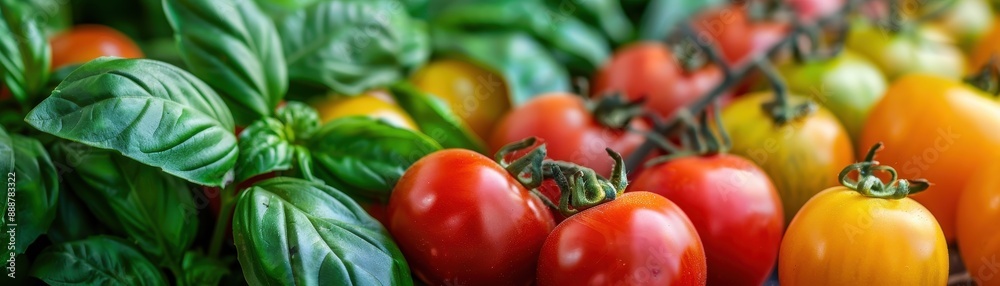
left=181, top=251, right=229, bottom=286
left=46, top=144, right=198, bottom=266
left=24, top=57, right=239, bottom=187
left=273, top=0, right=430, bottom=96
left=233, top=177, right=412, bottom=285
left=639, top=0, right=726, bottom=40
left=431, top=0, right=609, bottom=71
left=0, top=0, right=51, bottom=105
left=46, top=184, right=103, bottom=244
left=164, top=0, right=288, bottom=125
left=544, top=0, right=634, bottom=45
left=430, top=29, right=569, bottom=106
left=308, top=116, right=440, bottom=202
left=389, top=83, right=486, bottom=152
left=0, top=129, right=58, bottom=254
left=235, top=102, right=319, bottom=182
left=31, top=236, right=168, bottom=286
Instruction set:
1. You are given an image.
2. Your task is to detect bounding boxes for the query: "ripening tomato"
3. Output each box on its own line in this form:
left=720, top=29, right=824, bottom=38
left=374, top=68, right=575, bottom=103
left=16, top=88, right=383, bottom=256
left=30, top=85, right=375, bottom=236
left=592, top=42, right=723, bottom=119
left=387, top=149, right=555, bottom=285
left=536, top=191, right=707, bottom=286
left=410, top=59, right=510, bottom=140
left=489, top=93, right=647, bottom=177
left=310, top=90, right=417, bottom=130
left=957, top=163, right=1000, bottom=286
left=860, top=74, right=1000, bottom=242
left=847, top=20, right=965, bottom=80
left=49, top=25, right=144, bottom=69
left=779, top=155, right=948, bottom=285
left=778, top=51, right=887, bottom=145
left=721, top=92, right=854, bottom=223
left=628, top=154, right=783, bottom=286
left=906, top=0, right=993, bottom=51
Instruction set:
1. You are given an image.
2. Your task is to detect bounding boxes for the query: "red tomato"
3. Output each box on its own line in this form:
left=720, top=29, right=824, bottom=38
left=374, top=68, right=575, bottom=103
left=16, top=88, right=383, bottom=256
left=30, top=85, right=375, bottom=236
left=786, top=0, right=845, bottom=22
left=489, top=93, right=647, bottom=177
left=536, top=191, right=707, bottom=286
left=592, top=42, right=723, bottom=119
left=388, top=149, right=555, bottom=285
left=628, top=154, right=783, bottom=286
left=49, top=25, right=144, bottom=69
left=694, top=6, right=790, bottom=65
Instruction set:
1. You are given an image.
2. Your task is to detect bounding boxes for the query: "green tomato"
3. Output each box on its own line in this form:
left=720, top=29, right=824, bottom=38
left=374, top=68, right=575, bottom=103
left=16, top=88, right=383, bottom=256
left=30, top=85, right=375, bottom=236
left=927, top=0, right=995, bottom=52
left=847, top=20, right=965, bottom=80
left=779, top=51, right=887, bottom=146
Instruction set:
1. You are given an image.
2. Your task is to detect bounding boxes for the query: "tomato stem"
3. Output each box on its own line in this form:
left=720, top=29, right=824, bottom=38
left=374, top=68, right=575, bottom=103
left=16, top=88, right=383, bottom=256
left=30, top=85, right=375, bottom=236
left=837, top=142, right=930, bottom=199
left=209, top=183, right=237, bottom=257
left=542, top=149, right=628, bottom=217
left=495, top=137, right=547, bottom=189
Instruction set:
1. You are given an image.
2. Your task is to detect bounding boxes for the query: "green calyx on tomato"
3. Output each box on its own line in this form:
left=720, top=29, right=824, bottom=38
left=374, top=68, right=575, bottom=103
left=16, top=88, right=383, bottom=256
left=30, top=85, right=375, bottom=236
left=838, top=142, right=930, bottom=200
left=541, top=148, right=628, bottom=217
left=964, top=58, right=1000, bottom=96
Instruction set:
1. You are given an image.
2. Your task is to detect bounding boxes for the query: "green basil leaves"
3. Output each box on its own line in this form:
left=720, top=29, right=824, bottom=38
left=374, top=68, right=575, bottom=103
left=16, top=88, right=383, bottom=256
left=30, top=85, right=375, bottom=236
left=164, top=0, right=288, bottom=125
left=233, top=178, right=412, bottom=285
left=24, top=58, right=239, bottom=187
left=271, top=0, right=429, bottom=96
left=0, top=126, right=59, bottom=255
left=31, top=236, right=168, bottom=286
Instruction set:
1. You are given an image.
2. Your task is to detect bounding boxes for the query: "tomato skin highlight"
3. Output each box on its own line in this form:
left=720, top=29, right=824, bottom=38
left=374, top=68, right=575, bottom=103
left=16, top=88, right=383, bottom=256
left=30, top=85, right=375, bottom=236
left=49, top=25, right=144, bottom=69
left=592, top=42, right=723, bottom=120
left=387, top=149, right=555, bottom=286
left=536, top=192, right=707, bottom=286
left=859, top=74, right=1000, bottom=242
left=957, top=163, right=1000, bottom=286
left=721, top=92, right=854, bottom=223
left=629, top=154, right=783, bottom=286
left=489, top=93, right=646, bottom=177
left=779, top=186, right=949, bottom=285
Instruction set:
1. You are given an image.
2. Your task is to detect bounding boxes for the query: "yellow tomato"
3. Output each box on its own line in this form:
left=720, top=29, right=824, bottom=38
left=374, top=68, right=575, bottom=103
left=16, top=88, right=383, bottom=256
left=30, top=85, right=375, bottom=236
left=958, top=162, right=1000, bottom=286
left=311, top=91, right=418, bottom=130
left=779, top=146, right=948, bottom=285
left=410, top=59, right=510, bottom=140
left=779, top=187, right=948, bottom=285
left=722, top=92, right=854, bottom=223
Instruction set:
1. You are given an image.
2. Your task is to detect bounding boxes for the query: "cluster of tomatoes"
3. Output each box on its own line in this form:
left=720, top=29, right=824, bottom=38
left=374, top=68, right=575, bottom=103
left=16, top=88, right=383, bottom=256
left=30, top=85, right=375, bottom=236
left=35, top=0, right=1000, bottom=285
left=312, top=2, right=1000, bottom=286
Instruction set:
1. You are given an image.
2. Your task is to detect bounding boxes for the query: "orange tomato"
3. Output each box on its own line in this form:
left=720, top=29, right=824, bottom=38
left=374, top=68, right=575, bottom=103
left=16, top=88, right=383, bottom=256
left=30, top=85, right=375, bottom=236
left=957, top=162, right=1000, bottom=286
left=970, top=19, right=1000, bottom=72
left=49, top=25, right=144, bottom=69
left=859, top=74, right=1000, bottom=242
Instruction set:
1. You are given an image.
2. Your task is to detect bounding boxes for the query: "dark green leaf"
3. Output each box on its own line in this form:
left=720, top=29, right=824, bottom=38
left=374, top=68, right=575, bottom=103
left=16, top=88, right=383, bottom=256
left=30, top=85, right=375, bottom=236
left=233, top=177, right=412, bottom=285
left=235, top=102, right=319, bottom=182
left=431, top=0, right=609, bottom=71
left=272, top=0, right=430, bottom=96
left=23, top=0, right=71, bottom=37
left=44, top=143, right=198, bottom=266
left=307, top=116, right=440, bottom=202
left=46, top=184, right=103, bottom=244
left=389, top=82, right=487, bottom=152
left=639, top=0, right=726, bottom=40
left=181, top=251, right=229, bottom=286
left=0, top=128, right=59, bottom=254
left=164, top=0, right=288, bottom=125
left=24, top=57, right=239, bottom=187
left=545, top=0, right=634, bottom=45
left=0, top=0, right=51, bottom=105
left=30, top=236, right=168, bottom=286
left=430, top=29, right=569, bottom=106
